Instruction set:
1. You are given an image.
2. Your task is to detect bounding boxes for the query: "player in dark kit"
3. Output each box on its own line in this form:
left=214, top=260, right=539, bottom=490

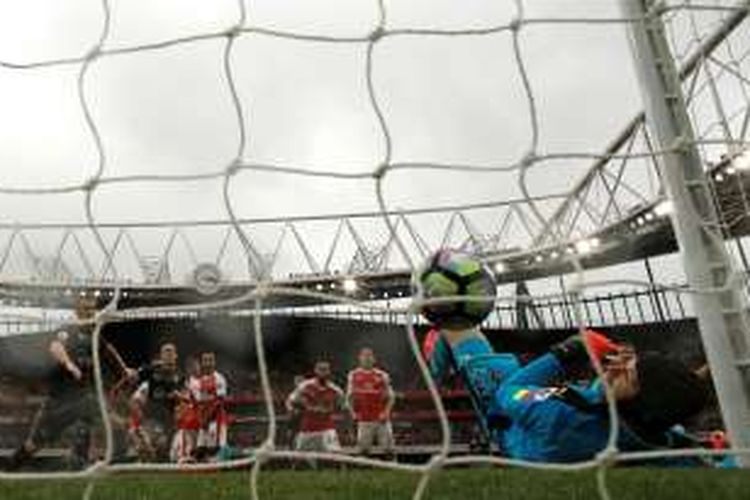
left=9, top=296, right=136, bottom=470
left=130, top=341, right=187, bottom=462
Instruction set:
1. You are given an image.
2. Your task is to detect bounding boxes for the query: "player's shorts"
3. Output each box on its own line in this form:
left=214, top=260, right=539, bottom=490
left=356, top=421, right=394, bottom=452
left=138, top=417, right=175, bottom=461
left=294, top=429, right=341, bottom=453
left=25, top=389, right=97, bottom=468
left=170, top=428, right=197, bottom=463
left=31, top=389, right=97, bottom=446
left=197, top=419, right=228, bottom=449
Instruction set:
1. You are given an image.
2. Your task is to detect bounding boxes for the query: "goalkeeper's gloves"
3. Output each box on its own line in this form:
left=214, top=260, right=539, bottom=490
left=550, top=329, right=621, bottom=371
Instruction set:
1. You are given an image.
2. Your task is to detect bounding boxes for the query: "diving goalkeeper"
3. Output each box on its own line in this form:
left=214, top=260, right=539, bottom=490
left=418, top=250, right=709, bottom=463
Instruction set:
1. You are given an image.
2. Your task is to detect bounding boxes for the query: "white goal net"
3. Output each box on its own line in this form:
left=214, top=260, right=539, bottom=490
left=0, top=0, right=749, bottom=499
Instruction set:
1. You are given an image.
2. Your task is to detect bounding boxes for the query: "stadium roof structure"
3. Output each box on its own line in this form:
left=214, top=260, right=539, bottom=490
left=0, top=151, right=748, bottom=311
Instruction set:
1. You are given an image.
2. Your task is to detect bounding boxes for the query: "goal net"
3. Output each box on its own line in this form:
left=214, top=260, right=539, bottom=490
left=0, top=0, right=749, bottom=498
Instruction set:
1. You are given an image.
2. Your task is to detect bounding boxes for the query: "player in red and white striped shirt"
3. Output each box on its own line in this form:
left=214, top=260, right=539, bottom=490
left=285, top=360, right=345, bottom=453
left=346, top=347, right=395, bottom=455
left=188, top=351, right=229, bottom=457
left=169, top=355, right=200, bottom=464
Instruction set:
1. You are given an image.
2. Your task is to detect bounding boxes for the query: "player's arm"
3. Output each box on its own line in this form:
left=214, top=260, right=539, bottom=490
left=491, top=353, right=569, bottom=426
left=213, top=373, right=229, bottom=420
left=492, top=338, right=583, bottom=424
left=498, top=330, right=619, bottom=392
left=382, top=372, right=395, bottom=420
left=216, top=373, right=228, bottom=399
left=492, top=331, right=618, bottom=423
left=102, top=340, right=137, bottom=381
left=49, top=332, right=82, bottom=381
left=187, top=376, right=201, bottom=401
left=171, top=378, right=192, bottom=402
left=285, top=384, right=303, bottom=413
left=333, top=383, right=347, bottom=412
left=345, top=371, right=356, bottom=418
left=165, top=373, right=190, bottom=403
left=129, top=381, right=150, bottom=427
left=501, top=353, right=563, bottom=389
left=550, top=329, right=622, bottom=373
left=131, top=380, right=149, bottom=405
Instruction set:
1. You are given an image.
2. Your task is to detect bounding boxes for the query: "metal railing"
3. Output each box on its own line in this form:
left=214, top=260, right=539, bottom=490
left=0, top=281, right=709, bottom=337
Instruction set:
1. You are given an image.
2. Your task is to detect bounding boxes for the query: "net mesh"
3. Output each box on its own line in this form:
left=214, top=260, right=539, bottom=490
left=0, top=0, right=749, bottom=499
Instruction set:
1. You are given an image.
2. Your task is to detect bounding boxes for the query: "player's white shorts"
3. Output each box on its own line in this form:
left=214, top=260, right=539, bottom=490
left=356, top=421, right=394, bottom=452
left=294, top=429, right=341, bottom=452
left=197, top=420, right=228, bottom=449
left=170, top=429, right=197, bottom=464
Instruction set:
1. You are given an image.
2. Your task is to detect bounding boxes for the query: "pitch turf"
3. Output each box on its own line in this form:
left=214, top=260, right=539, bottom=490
left=1, top=467, right=749, bottom=499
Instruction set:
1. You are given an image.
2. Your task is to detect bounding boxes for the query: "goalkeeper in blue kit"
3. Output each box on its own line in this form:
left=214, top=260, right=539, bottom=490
left=426, top=323, right=709, bottom=464
left=418, top=252, right=709, bottom=464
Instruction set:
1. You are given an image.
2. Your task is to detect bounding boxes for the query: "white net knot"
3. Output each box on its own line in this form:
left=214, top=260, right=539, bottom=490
left=94, top=308, right=116, bottom=324
left=85, top=46, right=102, bottom=61
left=649, top=0, right=669, bottom=18
left=254, top=281, right=272, bottom=298
left=225, top=25, right=243, bottom=39
left=372, top=162, right=390, bottom=180
left=671, top=134, right=690, bottom=153
left=255, top=441, right=275, bottom=462
left=520, top=150, right=537, bottom=168
left=426, top=453, right=447, bottom=470
left=509, top=17, right=523, bottom=33
left=79, top=459, right=110, bottom=482
left=226, top=160, right=242, bottom=177
left=81, top=177, right=100, bottom=192
left=595, top=446, right=619, bottom=468
left=369, top=26, right=386, bottom=43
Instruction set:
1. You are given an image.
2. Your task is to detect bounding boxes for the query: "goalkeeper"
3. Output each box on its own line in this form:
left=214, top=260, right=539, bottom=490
left=426, top=322, right=708, bottom=463
left=418, top=252, right=708, bottom=463
left=496, top=331, right=708, bottom=462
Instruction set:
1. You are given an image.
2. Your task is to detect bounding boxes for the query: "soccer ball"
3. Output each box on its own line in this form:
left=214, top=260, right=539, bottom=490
left=414, top=249, right=497, bottom=330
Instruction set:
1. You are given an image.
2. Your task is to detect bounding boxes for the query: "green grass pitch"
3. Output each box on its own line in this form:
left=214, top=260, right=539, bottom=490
left=1, top=467, right=748, bottom=499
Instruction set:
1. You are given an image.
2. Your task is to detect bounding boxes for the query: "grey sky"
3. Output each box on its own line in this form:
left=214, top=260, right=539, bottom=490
left=0, top=1, right=636, bottom=218
left=0, top=1, right=744, bottom=286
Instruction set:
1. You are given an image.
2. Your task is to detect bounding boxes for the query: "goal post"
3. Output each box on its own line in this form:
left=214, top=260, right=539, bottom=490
left=620, top=0, right=750, bottom=461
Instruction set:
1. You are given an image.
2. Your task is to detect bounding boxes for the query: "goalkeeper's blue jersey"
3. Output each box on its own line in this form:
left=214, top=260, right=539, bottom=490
left=432, top=331, right=706, bottom=464
left=428, top=331, right=521, bottom=438
left=488, top=353, right=698, bottom=463
left=490, top=353, right=617, bottom=462
left=430, top=334, right=617, bottom=460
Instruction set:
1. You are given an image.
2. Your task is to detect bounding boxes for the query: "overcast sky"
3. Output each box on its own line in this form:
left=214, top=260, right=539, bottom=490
left=0, top=0, right=743, bottom=285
